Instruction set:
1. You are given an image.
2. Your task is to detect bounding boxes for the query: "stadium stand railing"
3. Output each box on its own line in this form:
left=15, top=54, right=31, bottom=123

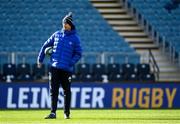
left=0, top=52, right=155, bottom=83
left=148, top=49, right=160, bottom=80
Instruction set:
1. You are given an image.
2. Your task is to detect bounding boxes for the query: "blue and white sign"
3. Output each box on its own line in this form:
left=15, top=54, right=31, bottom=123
left=0, top=82, right=180, bottom=109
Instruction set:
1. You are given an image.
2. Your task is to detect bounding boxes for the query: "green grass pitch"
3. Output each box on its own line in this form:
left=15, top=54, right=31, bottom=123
left=0, top=110, right=180, bottom=124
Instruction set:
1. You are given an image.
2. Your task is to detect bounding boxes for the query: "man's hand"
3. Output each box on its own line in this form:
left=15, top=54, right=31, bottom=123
left=37, top=61, right=42, bottom=68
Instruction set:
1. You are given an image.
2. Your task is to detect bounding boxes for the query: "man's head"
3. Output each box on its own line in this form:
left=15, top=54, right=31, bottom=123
left=62, top=12, right=75, bottom=31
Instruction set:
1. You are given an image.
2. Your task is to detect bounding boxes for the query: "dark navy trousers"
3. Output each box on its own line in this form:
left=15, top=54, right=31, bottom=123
left=49, top=67, right=71, bottom=115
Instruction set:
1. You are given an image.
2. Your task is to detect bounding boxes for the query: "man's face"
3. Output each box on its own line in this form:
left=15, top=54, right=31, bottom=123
left=63, top=23, right=71, bottom=31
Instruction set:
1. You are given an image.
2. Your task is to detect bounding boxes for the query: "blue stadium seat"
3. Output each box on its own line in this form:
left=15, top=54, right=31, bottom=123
left=136, top=63, right=150, bottom=76
left=107, top=63, right=121, bottom=75
left=71, top=74, right=81, bottom=82
left=92, top=63, right=106, bottom=75
left=3, top=63, right=16, bottom=82
left=92, top=63, right=106, bottom=82
left=16, top=63, right=33, bottom=81
left=122, top=63, right=135, bottom=75
left=32, top=63, right=45, bottom=80
left=76, top=63, right=90, bottom=74
left=140, top=73, right=155, bottom=82
left=108, top=73, right=124, bottom=82
left=80, top=73, right=94, bottom=82
left=3, top=63, right=16, bottom=76
left=126, top=73, right=139, bottom=81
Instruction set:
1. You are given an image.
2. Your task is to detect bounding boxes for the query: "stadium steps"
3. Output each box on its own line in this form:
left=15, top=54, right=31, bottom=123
left=103, top=14, right=132, bottom=20
left=125, top=37, right=153, bottom=42
left=90, top=0, right=180, bottom=82
left=98, top=8, right=127, bottom=14
left=113, top=26, right=143, bottom=32
left=92, top=3, right=123, bottom=8
left=108, top=20, right=137, bottom=26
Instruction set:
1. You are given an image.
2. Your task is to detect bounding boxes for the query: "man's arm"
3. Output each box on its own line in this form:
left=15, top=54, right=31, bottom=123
left=37, top=33, right=55, bottom=67
left=70, top=37, right=82, bottom=66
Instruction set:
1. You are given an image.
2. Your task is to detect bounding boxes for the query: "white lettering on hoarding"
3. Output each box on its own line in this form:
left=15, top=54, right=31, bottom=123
left=41, top=88, right=50, bottom=108
left=7, top=88, right=16, bottom=108
left=57, top=89, right=64, bottom=108
left=6, top=87, right=105, bottom=109
left=18, top=88, right=29, bottom=108
left=92, top=88, right=105, bottom=108
left=71, top=88, right=80, bottom=108
left=80, top=88, right=91, bottom=108
left=30, top=88, right=40, bottom=108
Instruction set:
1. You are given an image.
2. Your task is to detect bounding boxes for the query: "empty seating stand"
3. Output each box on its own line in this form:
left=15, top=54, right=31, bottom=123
left=72, top=63, right=155, bottom=83
left=0, top=0, right=139, bottom=65
left=0, top=0, right=146, bottom=82
left=0, top=63, right=155, bottom=82
left=127, top=0, right=180, bottom=60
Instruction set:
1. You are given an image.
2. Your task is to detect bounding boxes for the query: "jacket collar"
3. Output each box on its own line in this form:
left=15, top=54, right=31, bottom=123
left=62, top=29, right=76, bottom=36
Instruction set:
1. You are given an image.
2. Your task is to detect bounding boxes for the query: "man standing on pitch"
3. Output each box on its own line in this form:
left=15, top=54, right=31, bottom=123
left=37, top=12, right=82, bottom=119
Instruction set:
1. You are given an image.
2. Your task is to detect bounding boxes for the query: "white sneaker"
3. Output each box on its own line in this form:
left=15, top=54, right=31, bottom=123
left=64, top=114, right=70, bottom=119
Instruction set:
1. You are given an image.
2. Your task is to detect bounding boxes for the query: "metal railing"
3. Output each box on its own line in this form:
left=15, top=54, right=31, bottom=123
left=148, top=49, right=160, bottom=80
left=0, top=52, right=140, bottom=65
left=1, top=51, right=161, bottom=81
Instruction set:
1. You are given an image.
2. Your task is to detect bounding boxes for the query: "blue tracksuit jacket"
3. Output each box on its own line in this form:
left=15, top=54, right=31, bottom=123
left=37, top=29, right=82, bottom=73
